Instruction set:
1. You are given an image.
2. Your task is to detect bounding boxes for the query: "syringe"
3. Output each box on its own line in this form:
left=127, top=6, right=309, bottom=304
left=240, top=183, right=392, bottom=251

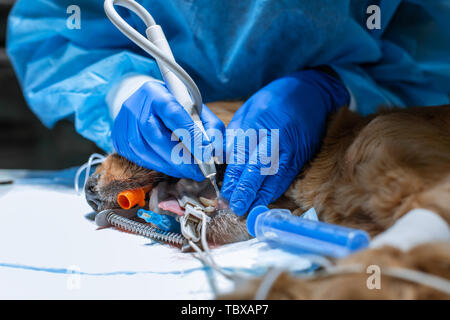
left=247, top=205, right=370, bottom=258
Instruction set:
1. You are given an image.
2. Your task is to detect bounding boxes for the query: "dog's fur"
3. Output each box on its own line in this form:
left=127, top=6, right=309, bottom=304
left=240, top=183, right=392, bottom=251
left=221, top=242, right=450, bottom=300
left=85, top=101, right=450, bottom=299
left=288, top=105, right=450, bottom=236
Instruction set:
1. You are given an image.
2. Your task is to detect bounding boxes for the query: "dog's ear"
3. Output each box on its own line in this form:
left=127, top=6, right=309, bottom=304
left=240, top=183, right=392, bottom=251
left=286, top=107, right=367, bottom=213
left=94, top=153, right=165, bottom=187
left=85, top=153, right=164, bottom=211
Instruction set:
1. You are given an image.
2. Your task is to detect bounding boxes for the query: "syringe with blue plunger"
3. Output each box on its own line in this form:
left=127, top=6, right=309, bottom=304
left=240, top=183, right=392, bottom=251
left=246, top=206, right=370, bottom=258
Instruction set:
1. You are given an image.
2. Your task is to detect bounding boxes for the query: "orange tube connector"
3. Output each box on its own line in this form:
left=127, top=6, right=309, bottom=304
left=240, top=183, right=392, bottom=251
left=117, top=186, right=151, bottom=210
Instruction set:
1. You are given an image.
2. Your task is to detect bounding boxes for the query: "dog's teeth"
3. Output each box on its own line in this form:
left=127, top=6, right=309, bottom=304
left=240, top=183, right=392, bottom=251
left=204, top=206, right=215, bottom=214
left=149, top=187, right=160, bottom=212
left=199, top=197, right=217, bottom=208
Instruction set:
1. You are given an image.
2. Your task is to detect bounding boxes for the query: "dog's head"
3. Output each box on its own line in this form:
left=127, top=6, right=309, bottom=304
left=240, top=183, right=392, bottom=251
left=84, top=153, right=250, bottom=244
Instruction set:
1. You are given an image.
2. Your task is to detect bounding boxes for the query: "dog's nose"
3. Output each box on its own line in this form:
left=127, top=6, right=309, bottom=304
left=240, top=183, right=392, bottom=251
left=85, top=174, right=101, bottom=212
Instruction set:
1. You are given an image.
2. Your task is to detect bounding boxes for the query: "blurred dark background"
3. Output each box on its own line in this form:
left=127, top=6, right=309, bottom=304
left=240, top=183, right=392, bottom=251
left=0, top=0, right=101, bottom=169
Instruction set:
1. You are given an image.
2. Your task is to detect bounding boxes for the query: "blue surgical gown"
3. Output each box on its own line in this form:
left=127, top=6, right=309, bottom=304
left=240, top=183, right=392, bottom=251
left=6, top=0, right=450, bottom=152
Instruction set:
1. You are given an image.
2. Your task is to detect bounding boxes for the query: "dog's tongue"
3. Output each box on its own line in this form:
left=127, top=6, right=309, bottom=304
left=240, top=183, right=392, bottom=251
left=158, top=199, right=185, bottom=216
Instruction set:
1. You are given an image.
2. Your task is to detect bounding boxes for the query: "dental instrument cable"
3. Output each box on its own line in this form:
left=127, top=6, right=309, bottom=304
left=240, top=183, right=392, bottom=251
left=104, top=0, right=220, bottom=196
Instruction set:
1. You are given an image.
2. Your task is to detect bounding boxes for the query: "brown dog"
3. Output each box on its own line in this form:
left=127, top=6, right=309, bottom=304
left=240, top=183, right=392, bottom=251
left=84, top=102, right=450, bottom=299
left=85, top=103, right=450, bottom=239
left=221, top=242, right=450, bottom=299
left=288, top=105, right=450, bottom=236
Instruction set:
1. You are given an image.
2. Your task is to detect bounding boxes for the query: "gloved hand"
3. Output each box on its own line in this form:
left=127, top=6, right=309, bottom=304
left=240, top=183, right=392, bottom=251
left=222, top=69, right=350, bottom=216
left=112, top=80, right=225, bottom=181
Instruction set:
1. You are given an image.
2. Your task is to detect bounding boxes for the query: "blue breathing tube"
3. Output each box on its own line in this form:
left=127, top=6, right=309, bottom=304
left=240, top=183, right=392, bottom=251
left=247, top=206, right=370, bottom=258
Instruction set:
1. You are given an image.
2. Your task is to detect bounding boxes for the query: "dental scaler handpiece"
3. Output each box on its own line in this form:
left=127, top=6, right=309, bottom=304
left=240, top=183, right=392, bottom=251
left=104, top=0, right=220, bottom=197
left=145, top=26, right=219, bottom=195
left=149, top=26, right=220, bottom=197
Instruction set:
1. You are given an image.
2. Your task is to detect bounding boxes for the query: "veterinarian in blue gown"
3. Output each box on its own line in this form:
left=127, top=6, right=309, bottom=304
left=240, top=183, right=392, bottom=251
left=7, top=1, right=450, bottom=215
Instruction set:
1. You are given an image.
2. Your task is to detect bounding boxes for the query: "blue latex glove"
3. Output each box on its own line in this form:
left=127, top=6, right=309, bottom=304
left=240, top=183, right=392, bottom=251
left=222, top=70, right=350, bottom=216
left=112, top=80, right=225, bottom=181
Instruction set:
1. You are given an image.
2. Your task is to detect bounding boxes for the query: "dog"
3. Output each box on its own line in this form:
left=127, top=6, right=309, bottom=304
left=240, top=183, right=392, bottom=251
left=85, top=101, right=251, bottom=245
left=221, top=241, right=450, bottom=299
left=85, top=102, right=450, bottom=299
left=84, top=101, right=450, bottom=299
left=85, top=101, right=450, bottom=238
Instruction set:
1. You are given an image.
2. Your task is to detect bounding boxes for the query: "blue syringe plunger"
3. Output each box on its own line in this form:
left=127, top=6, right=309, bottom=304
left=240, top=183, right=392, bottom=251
left=247, top=205, right=370, bottom=258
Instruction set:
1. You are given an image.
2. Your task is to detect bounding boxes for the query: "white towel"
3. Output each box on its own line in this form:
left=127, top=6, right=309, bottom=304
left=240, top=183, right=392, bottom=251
left=370, top=208, right=450, bottom=251
left=0, top=182, right=312, bottom=299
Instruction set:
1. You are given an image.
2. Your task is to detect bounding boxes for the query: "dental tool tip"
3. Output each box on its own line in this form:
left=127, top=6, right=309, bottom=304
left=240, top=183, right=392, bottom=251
left=209, top=175, right=220, bottom=199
